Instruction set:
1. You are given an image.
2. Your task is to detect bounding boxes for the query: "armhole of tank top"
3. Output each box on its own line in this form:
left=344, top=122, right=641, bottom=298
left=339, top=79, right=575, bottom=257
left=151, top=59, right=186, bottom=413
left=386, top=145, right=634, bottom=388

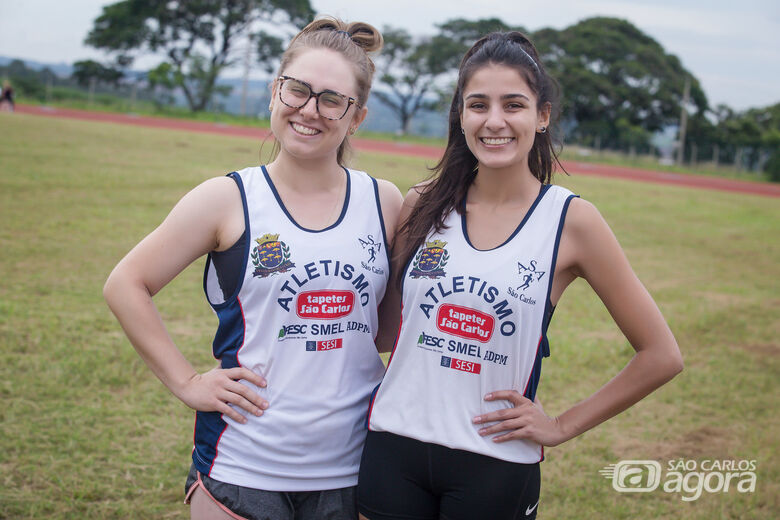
left=370, top=176, right=392, bottom=280
left=202, top=171, right=251, bottom=308
left=540, top=192, right=579, bottom=357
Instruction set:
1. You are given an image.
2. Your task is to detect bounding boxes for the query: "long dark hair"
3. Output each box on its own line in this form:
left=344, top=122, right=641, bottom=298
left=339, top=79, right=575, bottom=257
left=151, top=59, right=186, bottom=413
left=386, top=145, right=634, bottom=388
left=395, top=31, right=564, bottom=272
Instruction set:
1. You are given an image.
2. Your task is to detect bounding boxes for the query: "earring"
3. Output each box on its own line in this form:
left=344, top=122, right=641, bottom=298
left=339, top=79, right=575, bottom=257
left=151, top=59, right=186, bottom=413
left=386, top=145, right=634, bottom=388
left=461, top=127, right=465, bottom=135
left=539, top=126, right=547, bottom=134
left=349, top=127, right=356, bottom=135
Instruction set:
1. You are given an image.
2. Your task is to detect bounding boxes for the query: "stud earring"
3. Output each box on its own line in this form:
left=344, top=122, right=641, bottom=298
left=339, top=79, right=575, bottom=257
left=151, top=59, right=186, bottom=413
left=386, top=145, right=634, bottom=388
left=538, top=126, right=547, bottom=134
left=461, top=127, right=465, bottom=135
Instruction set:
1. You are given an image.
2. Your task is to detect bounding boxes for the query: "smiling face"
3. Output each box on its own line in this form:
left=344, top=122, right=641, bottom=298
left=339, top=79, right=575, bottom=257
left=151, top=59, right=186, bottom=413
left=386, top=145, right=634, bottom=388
left=460, top=63, right=550, bottom=174
left=270, top=47, right=367, bottom=163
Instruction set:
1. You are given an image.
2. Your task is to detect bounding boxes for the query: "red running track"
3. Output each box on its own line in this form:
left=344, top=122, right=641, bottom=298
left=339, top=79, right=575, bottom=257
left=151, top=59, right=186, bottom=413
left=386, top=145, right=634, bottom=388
left=15, top=104, right=780, bottom=198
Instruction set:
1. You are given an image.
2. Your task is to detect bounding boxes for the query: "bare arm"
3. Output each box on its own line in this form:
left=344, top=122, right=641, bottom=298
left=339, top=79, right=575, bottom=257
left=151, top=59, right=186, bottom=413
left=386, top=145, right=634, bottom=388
left=375, top=178, right=403, bottom=247
left=103, top=176, right=268, bottom=424
left=374, top=185, right=420, bottom=353
left=475, top=198, right=683, bottom=445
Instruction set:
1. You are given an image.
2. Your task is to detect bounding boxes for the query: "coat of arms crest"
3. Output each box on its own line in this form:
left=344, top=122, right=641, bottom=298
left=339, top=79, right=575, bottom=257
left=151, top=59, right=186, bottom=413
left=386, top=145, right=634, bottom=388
left=409, top=239, right=449, bottom=279
left=251, top=233, right=295, bottom=277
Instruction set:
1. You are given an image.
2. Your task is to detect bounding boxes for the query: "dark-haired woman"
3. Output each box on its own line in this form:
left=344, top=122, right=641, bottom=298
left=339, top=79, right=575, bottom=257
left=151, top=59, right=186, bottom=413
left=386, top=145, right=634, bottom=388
left=104, top=17, right=402, bottom=520
left=358, top=32, right=682, bottom=520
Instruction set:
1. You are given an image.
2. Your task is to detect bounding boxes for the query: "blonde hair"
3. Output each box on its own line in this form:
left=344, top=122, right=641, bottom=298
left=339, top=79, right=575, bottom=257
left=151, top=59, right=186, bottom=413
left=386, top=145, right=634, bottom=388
left=272, top=16, right=383, bottom=165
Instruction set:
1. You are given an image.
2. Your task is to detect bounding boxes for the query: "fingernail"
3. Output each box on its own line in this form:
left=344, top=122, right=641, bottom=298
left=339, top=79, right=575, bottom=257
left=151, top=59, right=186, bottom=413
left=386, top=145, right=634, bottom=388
left=255, top=409, right=263, bottom=416
left=261, top=401, right=269, bottom=409
left=479, top=429, right=487, bottom=436
left=472, top=416, right=481, bottom=423
left=485, top=393, right=493, bottom=399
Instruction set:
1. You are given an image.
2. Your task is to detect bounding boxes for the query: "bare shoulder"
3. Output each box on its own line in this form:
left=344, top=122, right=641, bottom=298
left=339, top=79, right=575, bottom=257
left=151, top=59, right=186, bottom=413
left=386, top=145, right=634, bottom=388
left=558, top=196, right=629, bottom=282
left=561, top=197, right=613, bottom=242
left=176, top=175, right=243, bottom=219
left=375, top=178, right=403, bottom=208
left=191, top=175, right=241, bottom=205
left=165, top=175, right=244, bottom=251
left=411, top=178, right=436, bottom=194
left=375, top=178, right=404, bottom=240
left=402, top=178, right=436, bottom=208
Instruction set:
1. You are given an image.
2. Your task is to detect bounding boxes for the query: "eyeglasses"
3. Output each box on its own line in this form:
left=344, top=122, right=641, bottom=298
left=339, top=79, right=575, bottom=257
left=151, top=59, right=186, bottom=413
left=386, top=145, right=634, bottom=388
left=277, top=75, right=359, bottom=120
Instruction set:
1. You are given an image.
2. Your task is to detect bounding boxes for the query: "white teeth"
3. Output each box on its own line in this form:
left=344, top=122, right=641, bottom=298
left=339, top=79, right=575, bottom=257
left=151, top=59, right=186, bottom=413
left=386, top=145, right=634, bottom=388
left=481, top=137, right=513, bottom=145
left=291, top=123, right=320, bottom=135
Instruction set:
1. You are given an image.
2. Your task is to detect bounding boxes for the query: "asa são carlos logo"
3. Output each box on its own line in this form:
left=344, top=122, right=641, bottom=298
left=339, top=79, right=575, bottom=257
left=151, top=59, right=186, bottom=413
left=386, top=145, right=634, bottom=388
left=252, top=233, right=295, bottom=277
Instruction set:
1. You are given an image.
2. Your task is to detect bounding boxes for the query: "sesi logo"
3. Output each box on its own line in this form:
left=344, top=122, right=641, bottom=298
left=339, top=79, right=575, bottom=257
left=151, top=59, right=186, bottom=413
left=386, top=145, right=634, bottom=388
left=306, top=338, right=343, bottom=351
left=440, top=355, right=481, bottom=374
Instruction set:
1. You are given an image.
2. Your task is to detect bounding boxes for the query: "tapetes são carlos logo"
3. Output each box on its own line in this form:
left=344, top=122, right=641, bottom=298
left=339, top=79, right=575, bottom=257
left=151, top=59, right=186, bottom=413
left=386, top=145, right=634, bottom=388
left=251, top=233, right=295, bottom=278
left=517, top=260, right=545, bottom=291
left=410, top=240, right=449, bottom=279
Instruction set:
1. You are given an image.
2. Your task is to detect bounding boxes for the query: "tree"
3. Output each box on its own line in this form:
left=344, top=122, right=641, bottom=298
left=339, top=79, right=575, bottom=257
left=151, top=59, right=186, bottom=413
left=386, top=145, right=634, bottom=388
left=72, top=60, right=124, bottom=88
left=255, top=31, right=286, bottom=74
left=764, top=127, right=780, bottom=181
left=0, top=60, right=50, bottom=100
left=434, top=17, right=520, bottom=71
left=427, top=18, right=523, bottom=111
left=533, top=17, right=708, bottom=151
left=373, top=19, right=516, bottom=134
left=146, top=62, right=177, bottom=108
left=372, top=27, right=447, bottom=135
left=85, top=0, right=314, bottom=112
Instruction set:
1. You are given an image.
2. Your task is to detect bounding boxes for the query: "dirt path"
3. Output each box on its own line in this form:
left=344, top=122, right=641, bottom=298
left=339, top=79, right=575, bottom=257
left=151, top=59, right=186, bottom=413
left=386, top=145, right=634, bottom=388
left=16, top=104, right=780, bottom=198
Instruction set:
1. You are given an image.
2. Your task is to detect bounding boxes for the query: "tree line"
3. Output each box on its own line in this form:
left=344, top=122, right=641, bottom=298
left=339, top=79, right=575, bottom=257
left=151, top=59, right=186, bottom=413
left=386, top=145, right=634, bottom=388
left=2, top=0, right=777, bottom=180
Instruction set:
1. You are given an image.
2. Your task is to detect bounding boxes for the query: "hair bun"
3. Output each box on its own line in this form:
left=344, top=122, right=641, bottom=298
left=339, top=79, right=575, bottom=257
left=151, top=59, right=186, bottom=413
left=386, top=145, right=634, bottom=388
left=298, top=16, right=382, bottom=54
left=345, top=22, right=383, bottom=53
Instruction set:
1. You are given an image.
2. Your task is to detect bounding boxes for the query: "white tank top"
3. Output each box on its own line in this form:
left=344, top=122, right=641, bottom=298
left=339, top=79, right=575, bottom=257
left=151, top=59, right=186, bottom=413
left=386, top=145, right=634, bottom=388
left=368, top=184, right=577, bottom=463
left=195, top=165, right=389, bottom=491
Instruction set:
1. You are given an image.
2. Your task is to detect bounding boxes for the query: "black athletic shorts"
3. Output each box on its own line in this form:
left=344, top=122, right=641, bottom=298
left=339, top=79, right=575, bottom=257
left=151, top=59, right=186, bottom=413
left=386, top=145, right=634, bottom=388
left=358, top=430, right=540, bottom=520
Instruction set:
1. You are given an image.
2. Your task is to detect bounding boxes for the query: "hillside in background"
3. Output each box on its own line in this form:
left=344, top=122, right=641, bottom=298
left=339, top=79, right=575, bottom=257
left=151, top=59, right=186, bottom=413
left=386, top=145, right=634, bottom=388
left=0, top=56, right=448, bottom=137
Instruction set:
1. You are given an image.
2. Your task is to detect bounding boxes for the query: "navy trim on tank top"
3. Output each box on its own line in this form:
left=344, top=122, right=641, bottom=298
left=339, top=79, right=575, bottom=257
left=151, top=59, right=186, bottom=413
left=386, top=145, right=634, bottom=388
left=260, top=164, right=351, bottom=233
left=371, top=177, right=393, bottom=281
left=542, top=193, right=579, bottom=346
left=522, top=193, right=577, bottom=407
left=202, top=172, right=251, bottom=307
left=460, top=183, right=551, bottom=252
left=195, top=172, right=252, bottom=476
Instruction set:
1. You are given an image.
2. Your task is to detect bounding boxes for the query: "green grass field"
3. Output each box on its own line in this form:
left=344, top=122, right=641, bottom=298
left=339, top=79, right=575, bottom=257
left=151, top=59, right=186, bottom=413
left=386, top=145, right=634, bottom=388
left=1, top=112, right=777, bottom=519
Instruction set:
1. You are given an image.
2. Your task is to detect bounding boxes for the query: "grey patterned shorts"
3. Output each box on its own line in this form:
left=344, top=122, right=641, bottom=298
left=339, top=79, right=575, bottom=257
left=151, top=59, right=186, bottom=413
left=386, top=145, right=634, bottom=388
left=184, top=463, right=357, bottom=520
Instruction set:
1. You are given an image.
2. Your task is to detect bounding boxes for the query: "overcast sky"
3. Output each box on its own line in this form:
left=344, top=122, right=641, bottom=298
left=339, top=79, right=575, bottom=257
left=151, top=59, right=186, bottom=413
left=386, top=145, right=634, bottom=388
left=1, top=0, right=778, bottom=111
